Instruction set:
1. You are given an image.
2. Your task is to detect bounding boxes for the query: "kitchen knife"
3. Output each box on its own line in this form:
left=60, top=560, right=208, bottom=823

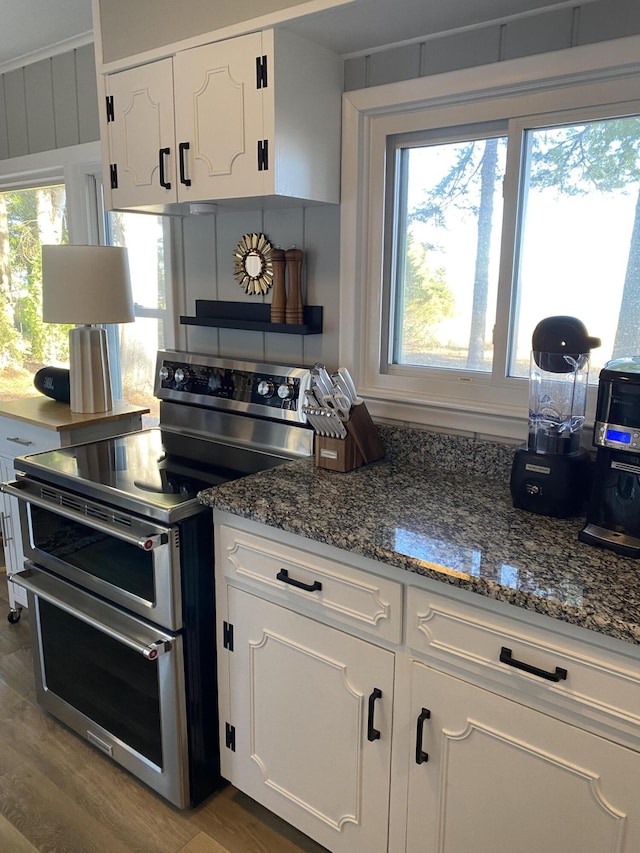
left=337, top=367, right=362, bottom=405
left=311, top=365, right=334, bottom=399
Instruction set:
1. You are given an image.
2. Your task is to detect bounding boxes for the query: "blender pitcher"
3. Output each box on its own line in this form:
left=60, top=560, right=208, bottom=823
left=510, top=316, right=600, bottom=517
left=528, top=350, right=589, bottom=456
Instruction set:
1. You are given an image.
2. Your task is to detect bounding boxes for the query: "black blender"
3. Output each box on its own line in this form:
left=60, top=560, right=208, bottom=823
left=510, top=316, right=600, bottom=517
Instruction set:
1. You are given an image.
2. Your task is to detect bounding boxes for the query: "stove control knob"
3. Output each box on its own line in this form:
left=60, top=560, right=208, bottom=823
left=208, top=373, right=222, bottom=393
left=257, top=379, right=274, bottom=398
left=174, top=367, right=189, bottom=384
left=159, top=365, right=173, bottom=382
left=277, top=383, right=294, bottom=400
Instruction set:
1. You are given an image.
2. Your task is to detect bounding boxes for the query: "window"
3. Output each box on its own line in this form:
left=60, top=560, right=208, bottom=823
left=510, top=115, right=640, bottom=380
left=391, top=130, right=507, bottom=373
left=0, top=183, right=69, bottom=402
left=0, top=150, right=173, bottom=420
left=342, top=37, right=640, bottom=438
left=390, top=115, right=640, bottom=383
left=105, top=210, right=169, bottom=421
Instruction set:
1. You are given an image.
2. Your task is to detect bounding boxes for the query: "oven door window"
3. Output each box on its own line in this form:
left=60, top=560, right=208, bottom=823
left=29, top=505, right=155, bottom=602
left=39, top=599, right=163, bottom=767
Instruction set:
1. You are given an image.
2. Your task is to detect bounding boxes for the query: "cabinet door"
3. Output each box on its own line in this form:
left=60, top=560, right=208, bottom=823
left=223, top=586, right=394, bottom=853
left=105, top=58, right=177, bottom=208
left=173, top=33, right=267, bottom=202
left=407, top=660, right=640, bottom=853
left=0, top=455, right=27, bottom=608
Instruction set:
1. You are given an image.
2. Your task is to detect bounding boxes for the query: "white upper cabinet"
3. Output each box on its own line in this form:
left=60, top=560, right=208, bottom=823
left=104, top=57, right=175, bottom=209
left=174, top=34, right=265, bottom=204
left=102, top=28, right=342, bottom=212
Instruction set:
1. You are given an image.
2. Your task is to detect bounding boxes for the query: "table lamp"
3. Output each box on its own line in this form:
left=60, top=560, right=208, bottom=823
left=42, top=244, right=135, bottom=414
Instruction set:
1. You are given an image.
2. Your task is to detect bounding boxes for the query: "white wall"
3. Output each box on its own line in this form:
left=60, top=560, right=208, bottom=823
left=2, top=0, right=640, bottom=375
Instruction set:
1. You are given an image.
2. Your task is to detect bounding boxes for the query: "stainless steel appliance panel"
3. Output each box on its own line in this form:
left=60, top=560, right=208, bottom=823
left=4, top=350, right=315, bottom=808
left=15, top=564, right=190, bottom=807
left=5, top=477, right=182, bottom=630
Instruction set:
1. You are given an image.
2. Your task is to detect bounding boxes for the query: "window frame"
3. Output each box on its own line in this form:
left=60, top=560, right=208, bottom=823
left=383, top=121, right=509, bottom=377
left=340, top=36, right=640, bottom=440
left=0, top=144, right=176, bottom=405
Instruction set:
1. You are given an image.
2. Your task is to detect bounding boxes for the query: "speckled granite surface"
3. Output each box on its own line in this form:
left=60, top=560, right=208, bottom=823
left=199, top=425, right=640, bottom=647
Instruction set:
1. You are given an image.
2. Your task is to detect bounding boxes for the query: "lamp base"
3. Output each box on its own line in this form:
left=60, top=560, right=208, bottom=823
left=69, top=326, right=113, bottom=414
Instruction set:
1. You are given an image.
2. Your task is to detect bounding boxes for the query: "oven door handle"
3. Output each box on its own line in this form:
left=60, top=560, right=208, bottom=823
left=12, top=567, right=173, bottom=660
left=2, top=481, right=169, bottom=551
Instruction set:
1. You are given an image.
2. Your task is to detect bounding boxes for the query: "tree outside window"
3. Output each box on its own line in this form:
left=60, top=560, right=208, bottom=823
left=394, top=115, right=640, bottom=382
left=0, top=185, right=69, bottom=401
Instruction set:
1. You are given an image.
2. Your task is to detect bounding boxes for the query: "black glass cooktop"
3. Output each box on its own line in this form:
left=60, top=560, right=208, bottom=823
left=15, top=427, right=287, bottom=523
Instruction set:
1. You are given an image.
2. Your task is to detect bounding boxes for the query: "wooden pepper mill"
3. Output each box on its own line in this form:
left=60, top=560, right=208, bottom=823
left=270, top=247, right=287, bottom=324
left=285, top=247, right=304, bottom=325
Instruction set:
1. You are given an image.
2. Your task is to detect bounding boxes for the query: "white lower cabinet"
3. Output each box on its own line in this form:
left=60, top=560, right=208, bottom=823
left=406, top=660, right=640, bottom=853
left=220, top=585, right=394, bottom=853
left=0, top=454, right=26, bottom=610
left=215, top=514, right=640, bottom=853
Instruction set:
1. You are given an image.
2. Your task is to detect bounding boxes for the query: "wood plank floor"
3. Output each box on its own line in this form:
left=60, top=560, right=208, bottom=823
left=0, top=570, right=328, bottom=853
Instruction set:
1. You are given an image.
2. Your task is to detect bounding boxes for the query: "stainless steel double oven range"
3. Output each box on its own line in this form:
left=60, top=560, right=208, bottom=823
left=4, top=351, right=314, bottom=808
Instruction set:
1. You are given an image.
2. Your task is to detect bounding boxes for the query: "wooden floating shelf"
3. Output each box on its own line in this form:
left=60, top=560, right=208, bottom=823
left=180, top=300, right=323, bottom=335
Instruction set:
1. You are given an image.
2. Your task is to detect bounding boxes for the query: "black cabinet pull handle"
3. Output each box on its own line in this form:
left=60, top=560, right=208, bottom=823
left=179, top=141, right=191, bottom=186
left=499, top=646, right=568, bottom=682
left=159, top=147, right=171, bottom=189
left=276, top=568, right=322, bottom=593
left=415, top=707, right=431, bottom=764
left=367, top=688, right=382, bottom=741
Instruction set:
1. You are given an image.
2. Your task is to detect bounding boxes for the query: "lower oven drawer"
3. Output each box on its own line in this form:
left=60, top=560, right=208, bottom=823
left=13, top=563, right=191, bottom=808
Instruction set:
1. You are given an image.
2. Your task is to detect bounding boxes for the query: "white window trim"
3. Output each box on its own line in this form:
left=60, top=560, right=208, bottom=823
left=0, top=142, right=101, bottom=243
left=340, top=35, right=640, bottom=441
left=0, top=143, right=177, bottom=399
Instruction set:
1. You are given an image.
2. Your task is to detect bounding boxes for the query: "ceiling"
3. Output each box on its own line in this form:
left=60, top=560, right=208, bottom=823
left=0, top=0, right=93, bottom=69
left=0, top=0, right=591, bottom=70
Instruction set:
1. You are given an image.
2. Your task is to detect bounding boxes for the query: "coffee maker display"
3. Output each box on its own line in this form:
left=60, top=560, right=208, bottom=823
left=579, top=357, right=640, bottom=557
left=510, top=316, right=600, bottom=517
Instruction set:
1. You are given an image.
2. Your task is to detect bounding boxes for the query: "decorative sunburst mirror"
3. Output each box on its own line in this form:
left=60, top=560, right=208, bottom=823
left=233, top=233, right=274, bottom=295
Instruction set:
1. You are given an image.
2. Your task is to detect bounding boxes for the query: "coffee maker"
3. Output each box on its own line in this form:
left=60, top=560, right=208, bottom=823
left=510, top=316, right=600, bottom=517
left=579, top=357, right=640, bottom=557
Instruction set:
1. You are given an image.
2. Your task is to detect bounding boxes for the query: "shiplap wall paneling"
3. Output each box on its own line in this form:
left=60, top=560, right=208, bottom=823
left=3, top=69, right=29, bottom=158
left=181, top=210, right=269, bottom=362
left=263, top=206, right=305, bottom=366
left=24, top=60, right=56, bottom=154
left=343, top=0, right=640, bottom=92
left=367, top=44, right=421, bottom=89
left=52, top=52, right=81, bottom=149
left=0, top=78, right=8, bottom=160
left=502, top=7, right=575, bottom=60
left=180, top=214, right=220, bottom=356
left=299, top=204, right=340, bottom=369
left=0, top=46, right=99, bottom=161
left=343, top=59, right=367, bottom=93
left=421, top=26, right=501, bottom=77
left=75, top=45, right=100, bottom=144
left=180, top=205, right=341, bottom=367
left=216, top=210, right=267, bottom=362
left=578, top=0, right=640, bottom=44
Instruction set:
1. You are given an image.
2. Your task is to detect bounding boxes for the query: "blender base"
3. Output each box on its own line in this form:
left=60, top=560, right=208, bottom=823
left=510, top=446, right=592, bottom=518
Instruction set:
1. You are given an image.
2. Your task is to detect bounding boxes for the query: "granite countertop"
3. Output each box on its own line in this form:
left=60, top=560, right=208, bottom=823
left=199, top=425, right=640, bottom=647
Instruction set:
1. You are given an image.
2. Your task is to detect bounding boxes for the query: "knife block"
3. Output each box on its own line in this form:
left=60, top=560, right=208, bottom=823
left=314, top=402, right=385, bottom=473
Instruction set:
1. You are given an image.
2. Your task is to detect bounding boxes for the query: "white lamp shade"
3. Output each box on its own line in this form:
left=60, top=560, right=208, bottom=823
left=42, top=244, right=135, bottom=325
